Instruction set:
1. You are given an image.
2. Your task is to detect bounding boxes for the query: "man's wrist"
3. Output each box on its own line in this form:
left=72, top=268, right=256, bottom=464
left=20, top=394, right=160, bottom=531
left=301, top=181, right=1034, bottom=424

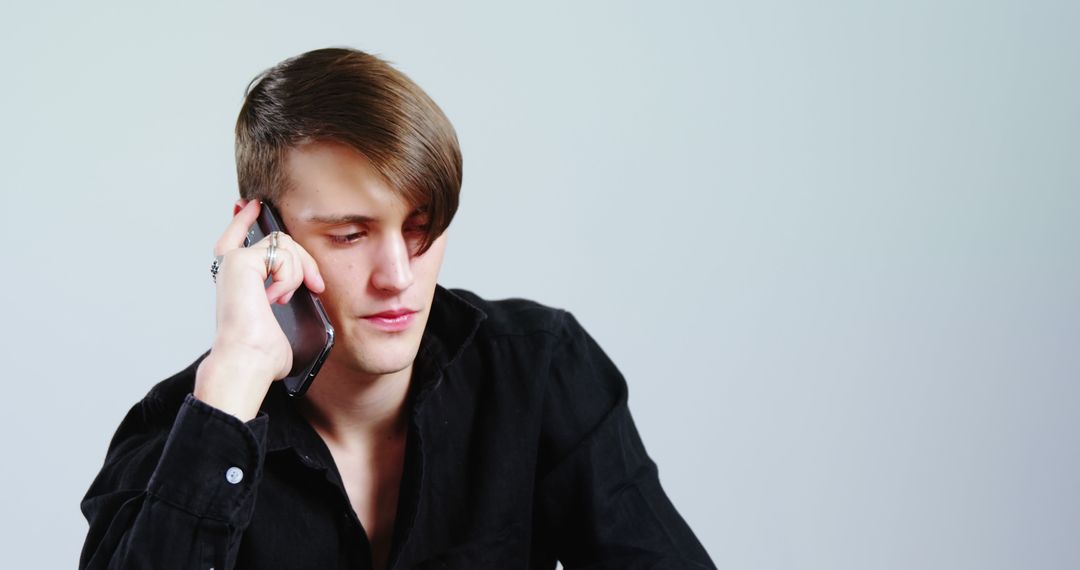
left=193, top=348, right=275, bottom=421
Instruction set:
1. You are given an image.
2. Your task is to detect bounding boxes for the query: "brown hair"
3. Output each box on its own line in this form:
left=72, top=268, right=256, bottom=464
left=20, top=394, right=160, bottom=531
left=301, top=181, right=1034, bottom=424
left=235, top=47, right=462, bottom=255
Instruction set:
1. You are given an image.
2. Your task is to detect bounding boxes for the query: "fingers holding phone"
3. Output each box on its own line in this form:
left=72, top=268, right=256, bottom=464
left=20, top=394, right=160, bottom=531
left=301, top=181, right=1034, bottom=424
left=261, top=232, right=324, bottom=305
left=196, top=200, right=331, bottom=419
left=239, top=201, right=335, bottom=398
left=214, top=200, right=323, bottom=300
left=210, top=202, right=293, bottom=367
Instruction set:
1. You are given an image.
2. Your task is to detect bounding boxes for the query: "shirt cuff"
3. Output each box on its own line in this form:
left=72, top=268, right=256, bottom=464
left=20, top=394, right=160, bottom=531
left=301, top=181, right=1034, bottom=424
left=147, top=394, right=268, bottom=523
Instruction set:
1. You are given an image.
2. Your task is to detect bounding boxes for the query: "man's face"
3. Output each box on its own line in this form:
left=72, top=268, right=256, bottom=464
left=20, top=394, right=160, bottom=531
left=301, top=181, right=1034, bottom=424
left=276, top=140, right=447, bottom=378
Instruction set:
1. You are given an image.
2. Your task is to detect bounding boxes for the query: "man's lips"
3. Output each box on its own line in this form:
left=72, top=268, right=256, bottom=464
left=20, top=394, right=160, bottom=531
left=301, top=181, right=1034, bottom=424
left=364, top=308, right=418, bottom=319
left=361, top=308, right=418, bottom=332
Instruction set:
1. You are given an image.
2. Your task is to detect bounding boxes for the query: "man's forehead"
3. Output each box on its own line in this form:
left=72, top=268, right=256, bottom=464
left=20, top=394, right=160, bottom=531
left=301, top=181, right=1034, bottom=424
left=281, top=141, right=432, bottom=224
left=300, top=204, right=428, bottom=226
left=282, top=176, right=426, bottom=225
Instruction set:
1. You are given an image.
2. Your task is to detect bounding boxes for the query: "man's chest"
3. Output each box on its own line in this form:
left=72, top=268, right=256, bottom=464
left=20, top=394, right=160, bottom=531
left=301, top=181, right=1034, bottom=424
left=328, top=437, right=407, bottom=570
left=238, top=403, right=549, bottom=569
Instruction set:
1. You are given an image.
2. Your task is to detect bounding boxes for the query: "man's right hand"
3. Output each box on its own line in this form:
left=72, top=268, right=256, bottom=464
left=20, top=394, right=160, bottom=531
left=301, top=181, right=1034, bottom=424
left=194, top=199, right=326, bottom=421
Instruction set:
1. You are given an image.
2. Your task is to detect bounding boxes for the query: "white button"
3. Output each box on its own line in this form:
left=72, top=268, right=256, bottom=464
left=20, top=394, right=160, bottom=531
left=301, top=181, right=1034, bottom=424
left=225, top=466, right=244, bottom=484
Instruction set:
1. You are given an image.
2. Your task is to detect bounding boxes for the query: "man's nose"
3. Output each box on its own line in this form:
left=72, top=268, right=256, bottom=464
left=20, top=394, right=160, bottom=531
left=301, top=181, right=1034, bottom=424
left=370, top=232, right=414, bottom=293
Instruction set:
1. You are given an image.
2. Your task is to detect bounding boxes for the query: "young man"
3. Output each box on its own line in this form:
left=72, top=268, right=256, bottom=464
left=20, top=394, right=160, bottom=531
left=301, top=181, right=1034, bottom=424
left=81, top=48, right=714, bottom=569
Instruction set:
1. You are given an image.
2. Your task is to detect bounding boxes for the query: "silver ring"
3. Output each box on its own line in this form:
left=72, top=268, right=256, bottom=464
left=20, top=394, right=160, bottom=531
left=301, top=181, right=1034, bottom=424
left=265, top=231, right=283, bottom=274
left=210, top=255, right=224, bottom=284
left=265, top=244, right=277, bottom=275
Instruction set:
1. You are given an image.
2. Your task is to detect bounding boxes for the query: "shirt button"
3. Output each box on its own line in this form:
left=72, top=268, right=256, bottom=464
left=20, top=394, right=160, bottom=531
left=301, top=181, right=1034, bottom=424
left=225, top=466, right=244, bottom=485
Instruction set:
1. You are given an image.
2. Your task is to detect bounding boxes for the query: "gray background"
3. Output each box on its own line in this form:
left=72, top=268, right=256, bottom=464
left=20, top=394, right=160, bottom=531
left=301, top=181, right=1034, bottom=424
left=1, top=0, right=1078, bottom=568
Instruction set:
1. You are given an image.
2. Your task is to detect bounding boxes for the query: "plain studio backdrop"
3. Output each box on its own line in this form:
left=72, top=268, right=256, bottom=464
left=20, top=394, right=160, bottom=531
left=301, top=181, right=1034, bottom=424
left=2, top=0, right=1078, bottom=568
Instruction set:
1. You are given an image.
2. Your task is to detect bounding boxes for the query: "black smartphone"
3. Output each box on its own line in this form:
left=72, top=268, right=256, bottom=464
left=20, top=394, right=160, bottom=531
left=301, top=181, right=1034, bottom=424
left=244, top=201, right=335, bottom=397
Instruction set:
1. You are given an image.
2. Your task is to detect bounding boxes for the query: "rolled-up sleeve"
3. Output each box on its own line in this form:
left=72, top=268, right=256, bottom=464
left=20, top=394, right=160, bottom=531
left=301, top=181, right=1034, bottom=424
left=80, top=394, right=268, bottom=570
left=537, top=311, right=715, bottom=569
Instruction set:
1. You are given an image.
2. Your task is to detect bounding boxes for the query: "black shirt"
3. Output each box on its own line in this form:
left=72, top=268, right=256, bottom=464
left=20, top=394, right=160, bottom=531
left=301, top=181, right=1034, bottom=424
left=80, top=285, right=715, bottom=569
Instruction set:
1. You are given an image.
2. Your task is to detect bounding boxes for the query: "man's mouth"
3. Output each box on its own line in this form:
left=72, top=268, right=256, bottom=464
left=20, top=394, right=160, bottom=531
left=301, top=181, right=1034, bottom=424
left=361, top=308, right=418, bottom=331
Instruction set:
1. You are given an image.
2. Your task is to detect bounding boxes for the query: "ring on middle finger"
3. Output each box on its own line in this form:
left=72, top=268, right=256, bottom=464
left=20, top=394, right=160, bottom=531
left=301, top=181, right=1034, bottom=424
left=265, top=244, right=277, bottom=275
left=265, top=232, right=281, bottom=274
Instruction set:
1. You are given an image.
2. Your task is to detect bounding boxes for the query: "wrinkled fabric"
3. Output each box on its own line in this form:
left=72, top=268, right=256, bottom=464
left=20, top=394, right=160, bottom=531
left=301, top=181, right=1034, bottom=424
left=81, top=285, right=715, bottom=569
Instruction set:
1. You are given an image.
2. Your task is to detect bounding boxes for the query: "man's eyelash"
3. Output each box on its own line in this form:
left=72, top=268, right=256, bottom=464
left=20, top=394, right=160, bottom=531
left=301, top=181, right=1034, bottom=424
left=329, top=232, right=367, bottom=244
left=328, top=225, right=429, bottom=245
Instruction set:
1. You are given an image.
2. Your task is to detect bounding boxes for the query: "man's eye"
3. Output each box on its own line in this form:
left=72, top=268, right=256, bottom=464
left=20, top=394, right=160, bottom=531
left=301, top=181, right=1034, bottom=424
left=329, top=232, right=366, bottom=245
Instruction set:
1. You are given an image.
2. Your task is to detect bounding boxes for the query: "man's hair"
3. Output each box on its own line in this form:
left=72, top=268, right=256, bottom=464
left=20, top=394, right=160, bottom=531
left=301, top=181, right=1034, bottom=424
left=235, top=47, right=461, bottom=255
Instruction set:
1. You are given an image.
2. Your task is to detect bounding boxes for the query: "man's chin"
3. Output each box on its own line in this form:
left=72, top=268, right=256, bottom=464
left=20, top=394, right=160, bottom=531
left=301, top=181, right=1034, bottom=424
left=334, top=342, right=418, bottom=376
left=318, top=321, right=422, bottom=374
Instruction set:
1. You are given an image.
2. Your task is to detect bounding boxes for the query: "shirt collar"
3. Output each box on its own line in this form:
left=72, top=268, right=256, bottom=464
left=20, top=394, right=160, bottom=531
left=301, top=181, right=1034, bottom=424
left=417, top=283, right=488, bottom=379
left=262, top=284, right=487, bottom=455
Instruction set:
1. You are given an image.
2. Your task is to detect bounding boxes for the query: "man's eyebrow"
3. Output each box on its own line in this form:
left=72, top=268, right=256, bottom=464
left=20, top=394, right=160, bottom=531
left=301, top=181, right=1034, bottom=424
left=303, top=206, right=429, bottom=226
left=304, top=213, right=376, bottom=226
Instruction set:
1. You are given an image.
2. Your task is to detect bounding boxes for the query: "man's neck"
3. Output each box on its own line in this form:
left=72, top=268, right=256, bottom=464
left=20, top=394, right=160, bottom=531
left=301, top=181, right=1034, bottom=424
left=296, top=360, right=413, bottom=449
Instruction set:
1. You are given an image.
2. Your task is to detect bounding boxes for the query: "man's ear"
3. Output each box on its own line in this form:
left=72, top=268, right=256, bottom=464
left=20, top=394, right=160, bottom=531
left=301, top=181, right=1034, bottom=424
left=234, top=199, right=250, bottom=216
